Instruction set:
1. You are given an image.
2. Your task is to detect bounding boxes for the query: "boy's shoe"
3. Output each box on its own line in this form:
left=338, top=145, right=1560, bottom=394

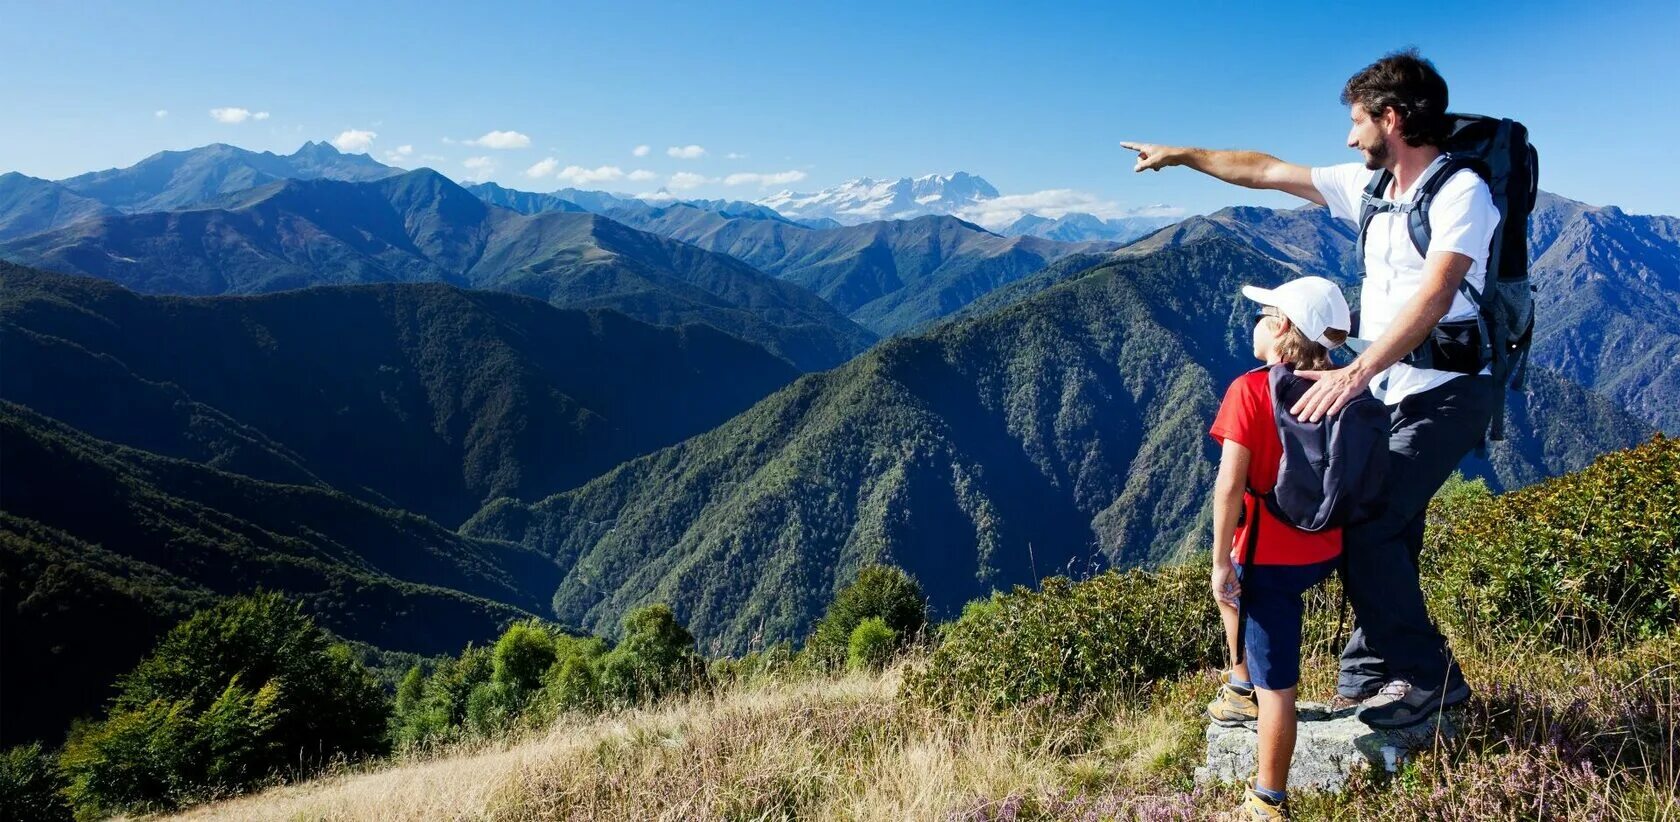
left=1206, top=671, right=1258, bottom=726
left=1356, top=677, right=1472, bottom=729
left=1240, top=784, right=1290, bottom=820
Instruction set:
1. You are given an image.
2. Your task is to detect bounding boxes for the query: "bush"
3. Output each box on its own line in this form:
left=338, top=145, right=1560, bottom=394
left=393, top=645, right=493, bottom=747
left=1425, top=436, right=1680, bottom=650
left=598, top=605, right=702, bottom=707
left=58, top=593, right=388, bottom=815
left=806, top=564, right=927, bottom=669
left=492, top=621, right=559, bottom=694
left=846, top=617, right=897, bottom=672
left=0, top=743, right=72, bottom=822
left=907, top=564, right=1220, bottom=714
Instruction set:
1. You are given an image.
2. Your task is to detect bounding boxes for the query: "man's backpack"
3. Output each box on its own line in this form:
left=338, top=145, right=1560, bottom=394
left=1354, top=114, right=1539, bottom=443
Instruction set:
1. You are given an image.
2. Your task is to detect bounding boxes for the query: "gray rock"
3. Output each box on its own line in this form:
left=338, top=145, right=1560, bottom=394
left=1194, top=706, right=1455, bottom=793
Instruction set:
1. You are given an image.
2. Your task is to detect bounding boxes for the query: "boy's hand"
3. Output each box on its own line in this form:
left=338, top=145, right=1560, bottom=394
left=1120, top=141, right=1181, bottom=172
left=1211, top=563, right=1241, bottom=608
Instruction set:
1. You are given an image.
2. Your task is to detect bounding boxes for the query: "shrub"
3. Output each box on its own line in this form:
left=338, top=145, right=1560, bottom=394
left=58, top=593, right=388, bottom=816
left=0, top=743, right=72, bottom=822
left=846, top=617, right=898, bottom=672
left=907, top=564, right=1220, bottom=713
left=1425, top=436, right=1680, bottom=650
left=806, top=564, right=927, bottom=669
left=492, top=621, right=559, bottom=695
left=598, top=605, right=702, bottom=707
left=394, top=645, right=493, bottom=747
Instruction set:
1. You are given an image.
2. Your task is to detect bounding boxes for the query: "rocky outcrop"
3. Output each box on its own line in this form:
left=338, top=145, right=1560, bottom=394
left=1195, top=705, right=1456, bottom=792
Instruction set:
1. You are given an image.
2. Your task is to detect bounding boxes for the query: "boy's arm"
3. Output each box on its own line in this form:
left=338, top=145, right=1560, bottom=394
left=1120, top=142, right=1326, bottom=206
left=1211, top=438, right=1250, bottom=607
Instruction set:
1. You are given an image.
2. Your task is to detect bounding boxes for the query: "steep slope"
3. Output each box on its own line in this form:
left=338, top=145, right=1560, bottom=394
left=0, top=400, right=560, bottom=743
left=0, top=262, right=801, bottom=528
left=0, top=170, right=875, bottom=371
left=0, top=172, right=118, bottom=241
left=53, top=141, right=399, bottom=213
left=462, top=237, right=1650, bottom=654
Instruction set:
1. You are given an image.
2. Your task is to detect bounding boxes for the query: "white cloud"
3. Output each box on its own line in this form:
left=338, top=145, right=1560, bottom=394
left=209, top=107, right=268, bottom=124
left=632, top=144, right=651, bottom=157
left=666, top=144, right=707, bottom=160
left=667, top=171, right=711, bottom=190
left=953, top=189, right=1185, bottom=230
left=462, top=156, right=496, bottom=181
left=383, top=144, right=414, bottom=164
left=420, top=153, right=447, bottom=162
left=637, top=188, right=678, bottom=201
left=556, top=165, right=626, bottom=186
left=330, top=129, right=378, bottom=152
left=466, top=130, right=531, bottom=149
left=154, top=109, right=168, bottom=119
left=627, top=169, right=658, bottom=182
left=722, top=170, right=807, bottom=188
left=725, top=152, right=747, bottom=160
left=525, top=157, right=561, bottom=179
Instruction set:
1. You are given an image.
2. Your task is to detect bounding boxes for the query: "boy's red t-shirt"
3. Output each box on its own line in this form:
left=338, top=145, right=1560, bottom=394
left=1209, top=369, right=1342, bottom=566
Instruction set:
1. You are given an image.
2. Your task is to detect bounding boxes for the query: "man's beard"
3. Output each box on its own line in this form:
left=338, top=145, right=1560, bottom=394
left=1362, top=139, right=1390, bottom=170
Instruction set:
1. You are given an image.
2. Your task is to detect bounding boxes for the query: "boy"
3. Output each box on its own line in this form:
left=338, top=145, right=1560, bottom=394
left=1206, top=276, right=1350, bottom=820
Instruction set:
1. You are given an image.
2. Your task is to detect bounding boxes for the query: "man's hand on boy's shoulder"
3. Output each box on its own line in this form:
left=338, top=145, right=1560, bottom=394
left=1291, top=363, right=1376, bottom=422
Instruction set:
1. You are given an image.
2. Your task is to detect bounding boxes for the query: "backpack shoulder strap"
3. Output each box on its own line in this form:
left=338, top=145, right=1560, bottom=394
left=1354, top=170, right=1391, bottom=275
left=1405, top=153, right=1487, bottom=259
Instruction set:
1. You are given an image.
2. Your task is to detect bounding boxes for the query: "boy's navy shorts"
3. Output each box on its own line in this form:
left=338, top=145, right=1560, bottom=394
left=1237, top=558, right=1338, bottom=690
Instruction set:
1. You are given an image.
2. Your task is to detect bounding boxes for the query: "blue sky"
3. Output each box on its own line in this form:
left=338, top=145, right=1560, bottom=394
left=3, top=0, right=1675, bottom=217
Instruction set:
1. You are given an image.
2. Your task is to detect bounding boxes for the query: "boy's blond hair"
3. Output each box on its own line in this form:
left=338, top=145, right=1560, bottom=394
left=1275, top=324, right=1348, bottom=371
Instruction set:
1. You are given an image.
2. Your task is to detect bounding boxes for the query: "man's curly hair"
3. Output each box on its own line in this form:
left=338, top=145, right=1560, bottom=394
left=1342, top=48, right=1451, bottom=147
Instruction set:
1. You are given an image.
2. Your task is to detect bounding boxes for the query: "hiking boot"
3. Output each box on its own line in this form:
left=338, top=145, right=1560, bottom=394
left=1240, top=783, right=1290, bottom=820
left=1326, top=682, right=1383, bottom=713
left=1207, top=671, right=1258, bottom=726
left=1357, top=677, right=1472, bottom=729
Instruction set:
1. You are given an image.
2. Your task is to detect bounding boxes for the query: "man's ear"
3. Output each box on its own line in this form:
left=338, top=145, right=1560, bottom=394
left=1380, top=105, right=1402, bottom=135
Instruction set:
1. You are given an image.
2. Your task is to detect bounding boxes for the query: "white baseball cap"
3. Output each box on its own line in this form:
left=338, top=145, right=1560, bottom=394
left=1240, top=276, right=1351, bottom=349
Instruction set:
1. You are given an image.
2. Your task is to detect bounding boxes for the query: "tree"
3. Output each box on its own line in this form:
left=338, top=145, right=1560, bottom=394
left=58, top=593, right=389, bottom=815
left=598, top=605, right=701, bottom=706
left=807, top=564, right=926, bottom=669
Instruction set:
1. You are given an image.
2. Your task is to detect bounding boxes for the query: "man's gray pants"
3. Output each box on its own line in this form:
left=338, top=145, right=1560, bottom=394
left=1337, top=374, right=1494, bottom=698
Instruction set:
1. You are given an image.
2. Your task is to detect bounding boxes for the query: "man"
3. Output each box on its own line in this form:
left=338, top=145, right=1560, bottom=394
left=1122, top=49, right=1496, bottom=732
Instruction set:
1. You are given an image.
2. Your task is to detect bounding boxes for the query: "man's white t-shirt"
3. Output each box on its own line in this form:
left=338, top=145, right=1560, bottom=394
left=1311, top=158, right=1500, bottom=405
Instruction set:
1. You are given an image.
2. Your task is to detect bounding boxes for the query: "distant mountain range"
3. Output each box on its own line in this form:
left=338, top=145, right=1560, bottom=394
left=754, top=171, right=1177, bottom=242
left=0, top=169, right=874, bottom=371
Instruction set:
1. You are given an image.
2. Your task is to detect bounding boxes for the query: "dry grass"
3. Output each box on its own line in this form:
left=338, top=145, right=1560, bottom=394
left=159, top=633, right=1680, bottom=821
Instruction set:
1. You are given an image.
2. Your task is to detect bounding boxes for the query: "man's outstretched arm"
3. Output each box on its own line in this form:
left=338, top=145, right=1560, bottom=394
left=1120, top=142, right=1326, bottom=206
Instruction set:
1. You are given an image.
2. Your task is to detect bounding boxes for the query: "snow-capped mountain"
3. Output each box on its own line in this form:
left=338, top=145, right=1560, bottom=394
left=1000, top=211, right=1179, bottom=244
left=758, top=172, right=1000, bottom=225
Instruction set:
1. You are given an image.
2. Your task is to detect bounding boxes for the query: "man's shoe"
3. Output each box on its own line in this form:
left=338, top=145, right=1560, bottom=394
left=1326, top=682, right=1383, bottom=713
left=1357, top=678, right=1472, bottom=729
left=1207, top=671, right=1258, bottom=726
left=1240, top=784, right=1290, bottom=820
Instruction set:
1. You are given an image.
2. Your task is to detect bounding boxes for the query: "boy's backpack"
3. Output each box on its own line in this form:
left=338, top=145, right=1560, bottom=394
left=1253, top=363, right=1391, bottom=539
left=1354, top=114, right=1539, bottom=443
